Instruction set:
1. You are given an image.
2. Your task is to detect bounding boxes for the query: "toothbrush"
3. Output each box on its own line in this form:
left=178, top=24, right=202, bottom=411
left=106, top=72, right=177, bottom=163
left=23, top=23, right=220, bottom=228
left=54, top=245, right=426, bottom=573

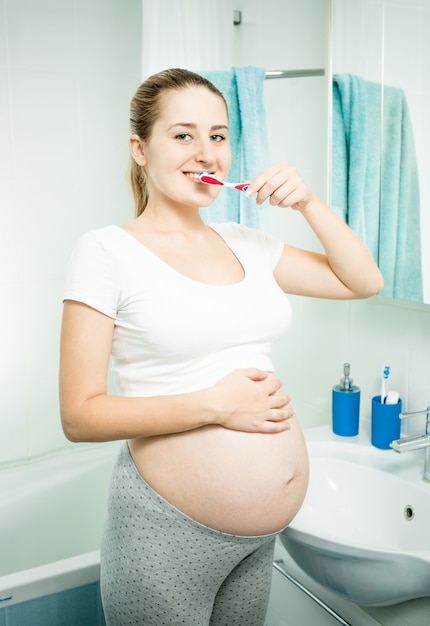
left=381, top=366, right=390, bottom=404
left=199, top=171, right=250, bottom=192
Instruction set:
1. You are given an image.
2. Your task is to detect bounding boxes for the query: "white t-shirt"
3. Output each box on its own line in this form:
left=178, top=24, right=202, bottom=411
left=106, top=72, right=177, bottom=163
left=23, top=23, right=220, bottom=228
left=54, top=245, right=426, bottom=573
left=63, top=222, right=292, bottom=397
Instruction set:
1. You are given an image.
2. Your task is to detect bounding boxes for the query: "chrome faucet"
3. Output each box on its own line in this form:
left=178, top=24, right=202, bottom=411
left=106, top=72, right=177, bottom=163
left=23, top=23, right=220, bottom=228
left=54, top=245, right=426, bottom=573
left=390, top=406, right=430, bottom=482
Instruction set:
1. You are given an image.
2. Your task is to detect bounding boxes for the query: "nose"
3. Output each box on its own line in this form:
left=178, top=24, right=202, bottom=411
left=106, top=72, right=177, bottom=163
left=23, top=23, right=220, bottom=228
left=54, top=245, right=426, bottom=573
left=194, top=137, right=216, bottom=165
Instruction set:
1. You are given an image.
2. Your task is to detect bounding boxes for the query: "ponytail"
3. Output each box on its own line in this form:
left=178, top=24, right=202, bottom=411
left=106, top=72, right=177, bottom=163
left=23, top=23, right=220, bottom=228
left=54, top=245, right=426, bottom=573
left=129, top=158, right=148, bottom=217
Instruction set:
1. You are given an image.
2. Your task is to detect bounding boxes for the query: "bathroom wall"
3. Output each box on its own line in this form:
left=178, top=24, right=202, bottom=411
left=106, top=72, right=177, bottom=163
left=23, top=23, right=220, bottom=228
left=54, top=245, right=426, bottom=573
left=140, top=0, right=430, bottom=435
left=223, top=0, right=430, bottom=436
left=0, top=0, right=142, bottom=465
left=2, top=0, right=430, bottom=468
left=296, top=0, right=430, bottom=434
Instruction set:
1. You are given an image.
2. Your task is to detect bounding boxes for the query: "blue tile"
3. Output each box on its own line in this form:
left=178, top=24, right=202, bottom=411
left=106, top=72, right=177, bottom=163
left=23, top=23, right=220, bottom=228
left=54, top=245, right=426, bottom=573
left=7, top=582, right=103, bottom=626
left=97, top=582, right=107, bottom=625
left=0, top=606, right=6, bottom=626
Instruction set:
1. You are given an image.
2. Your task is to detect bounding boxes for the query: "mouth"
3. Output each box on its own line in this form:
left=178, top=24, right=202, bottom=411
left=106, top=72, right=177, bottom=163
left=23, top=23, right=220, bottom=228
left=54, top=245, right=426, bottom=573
left=184, top=171, right=214, bottom=182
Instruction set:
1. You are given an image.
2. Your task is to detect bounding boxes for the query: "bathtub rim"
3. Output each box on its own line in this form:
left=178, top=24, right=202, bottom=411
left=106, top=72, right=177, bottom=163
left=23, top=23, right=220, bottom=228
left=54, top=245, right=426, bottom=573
left=0, top=549, right=100, bottom=608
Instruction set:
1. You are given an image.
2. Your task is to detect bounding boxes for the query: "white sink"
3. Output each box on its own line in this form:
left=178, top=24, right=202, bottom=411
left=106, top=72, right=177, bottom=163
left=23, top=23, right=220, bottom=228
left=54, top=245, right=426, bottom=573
left=279, top=423, right=430, bottom=606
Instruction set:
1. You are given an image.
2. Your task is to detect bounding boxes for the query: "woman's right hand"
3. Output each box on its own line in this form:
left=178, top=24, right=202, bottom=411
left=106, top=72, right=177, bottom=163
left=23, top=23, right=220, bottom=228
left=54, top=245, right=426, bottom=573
left=207, top=368, right=295, bottom=434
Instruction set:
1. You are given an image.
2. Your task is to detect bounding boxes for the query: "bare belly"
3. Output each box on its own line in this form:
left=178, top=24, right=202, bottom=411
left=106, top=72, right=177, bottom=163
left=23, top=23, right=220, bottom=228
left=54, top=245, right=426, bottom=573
left=128, top=415, right=309, bottom=536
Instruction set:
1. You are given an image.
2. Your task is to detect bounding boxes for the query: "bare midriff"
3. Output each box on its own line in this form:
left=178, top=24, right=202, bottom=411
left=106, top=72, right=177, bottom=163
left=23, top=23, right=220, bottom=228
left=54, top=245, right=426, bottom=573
left=128, top=413, right=309, bottom=536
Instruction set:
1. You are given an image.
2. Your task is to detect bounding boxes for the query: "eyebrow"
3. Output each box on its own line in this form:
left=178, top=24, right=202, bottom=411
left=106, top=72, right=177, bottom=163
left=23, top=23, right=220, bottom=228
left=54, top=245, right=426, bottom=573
left=168, top=123, right=229, bottom=132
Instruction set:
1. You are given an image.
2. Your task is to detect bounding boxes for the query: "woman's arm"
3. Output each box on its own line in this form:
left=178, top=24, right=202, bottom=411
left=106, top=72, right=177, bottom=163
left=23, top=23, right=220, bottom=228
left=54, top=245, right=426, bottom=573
left=59, top=301, right=294, bottom=442
left=247, top=162, right=384, bottom=299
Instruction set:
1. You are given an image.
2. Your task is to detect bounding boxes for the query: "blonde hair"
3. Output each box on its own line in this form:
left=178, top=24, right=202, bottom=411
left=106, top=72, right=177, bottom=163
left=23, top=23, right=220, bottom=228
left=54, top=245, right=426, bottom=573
left=129, top=68, right=228, bottom=217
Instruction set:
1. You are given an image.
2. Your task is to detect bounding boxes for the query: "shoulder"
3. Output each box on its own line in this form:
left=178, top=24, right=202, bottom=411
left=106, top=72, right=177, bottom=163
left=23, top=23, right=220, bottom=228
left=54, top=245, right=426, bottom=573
left=63, top=226, right=122, bottom=317
left=73, top=224, right=121, bottom=250
left=66, top=225, right=127, bottom=285
left=68, top=225, right=128, bottom=265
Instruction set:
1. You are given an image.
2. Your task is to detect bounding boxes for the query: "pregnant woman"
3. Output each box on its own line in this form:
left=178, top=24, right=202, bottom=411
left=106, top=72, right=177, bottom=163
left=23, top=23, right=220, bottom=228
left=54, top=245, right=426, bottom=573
left=59, top=68, right=383, bottom=625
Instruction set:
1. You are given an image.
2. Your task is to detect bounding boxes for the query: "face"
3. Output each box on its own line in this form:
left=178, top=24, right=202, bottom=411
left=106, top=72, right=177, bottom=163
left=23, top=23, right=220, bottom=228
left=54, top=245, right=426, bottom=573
left=130, top=86, right=231, bottom=210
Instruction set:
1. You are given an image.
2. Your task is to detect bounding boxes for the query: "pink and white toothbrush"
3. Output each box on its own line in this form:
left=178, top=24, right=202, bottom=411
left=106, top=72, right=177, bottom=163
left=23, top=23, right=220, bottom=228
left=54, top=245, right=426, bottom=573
left=199, top=171, right=250, bottom=192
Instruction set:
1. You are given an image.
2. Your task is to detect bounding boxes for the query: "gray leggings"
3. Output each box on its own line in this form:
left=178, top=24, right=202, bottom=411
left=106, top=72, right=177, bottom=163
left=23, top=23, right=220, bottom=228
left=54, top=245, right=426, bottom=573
left=100, top=443, right=277, bottom=626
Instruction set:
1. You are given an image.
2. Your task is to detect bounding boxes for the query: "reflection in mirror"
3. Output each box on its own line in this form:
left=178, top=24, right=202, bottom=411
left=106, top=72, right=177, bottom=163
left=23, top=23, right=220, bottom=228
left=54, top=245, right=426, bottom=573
left=331, top=0, right=429, bottom=303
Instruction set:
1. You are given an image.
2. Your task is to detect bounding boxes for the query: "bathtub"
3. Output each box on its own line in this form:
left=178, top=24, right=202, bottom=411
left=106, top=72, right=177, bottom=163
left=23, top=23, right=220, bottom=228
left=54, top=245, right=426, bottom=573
left=0, top=441, right=121, bottom=623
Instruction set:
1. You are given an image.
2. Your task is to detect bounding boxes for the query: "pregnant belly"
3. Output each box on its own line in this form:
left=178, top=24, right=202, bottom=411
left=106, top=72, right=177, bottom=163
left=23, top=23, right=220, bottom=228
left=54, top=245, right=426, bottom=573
left=129, top=416, right=309, bottom=536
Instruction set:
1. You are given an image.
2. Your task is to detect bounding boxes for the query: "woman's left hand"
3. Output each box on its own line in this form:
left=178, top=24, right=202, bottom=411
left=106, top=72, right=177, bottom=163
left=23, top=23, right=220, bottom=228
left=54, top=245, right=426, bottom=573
left=245, top=161, right=314, bottom=211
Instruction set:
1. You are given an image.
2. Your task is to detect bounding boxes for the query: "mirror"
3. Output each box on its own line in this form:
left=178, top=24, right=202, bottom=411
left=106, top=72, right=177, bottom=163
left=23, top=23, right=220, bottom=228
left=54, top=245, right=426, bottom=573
left=331, top=0, right=429, bottom=304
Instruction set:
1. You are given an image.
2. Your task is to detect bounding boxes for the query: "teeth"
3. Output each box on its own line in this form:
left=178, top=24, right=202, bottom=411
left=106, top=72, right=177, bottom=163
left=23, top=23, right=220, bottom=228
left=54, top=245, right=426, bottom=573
left=185, top=172, right=201, bottom=179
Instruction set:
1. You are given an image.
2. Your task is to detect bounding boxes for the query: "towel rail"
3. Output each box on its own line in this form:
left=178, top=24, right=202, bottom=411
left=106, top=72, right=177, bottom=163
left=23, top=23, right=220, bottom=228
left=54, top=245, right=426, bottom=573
left=265, top=69, right=325, bottom=79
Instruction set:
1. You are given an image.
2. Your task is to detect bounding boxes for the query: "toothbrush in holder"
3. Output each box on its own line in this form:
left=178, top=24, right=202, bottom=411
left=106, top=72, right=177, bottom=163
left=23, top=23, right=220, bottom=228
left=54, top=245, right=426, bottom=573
left=381, top=366, right=390, bottom=404
left=199, top=171, right=250, bottom=192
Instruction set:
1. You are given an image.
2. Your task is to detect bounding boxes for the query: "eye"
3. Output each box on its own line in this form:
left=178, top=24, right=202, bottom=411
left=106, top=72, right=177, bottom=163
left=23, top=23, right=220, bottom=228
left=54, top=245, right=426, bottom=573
left=175, top=133, right=192, bottom=142
left=211, top=134, right=226, bottom=142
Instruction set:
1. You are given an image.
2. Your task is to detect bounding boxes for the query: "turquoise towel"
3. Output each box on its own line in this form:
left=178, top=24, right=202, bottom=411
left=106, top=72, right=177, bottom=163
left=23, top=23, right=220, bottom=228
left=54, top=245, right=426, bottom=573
left=332, top=73, right=422, bottom=302
left=199, top=66, right=269, bottom=228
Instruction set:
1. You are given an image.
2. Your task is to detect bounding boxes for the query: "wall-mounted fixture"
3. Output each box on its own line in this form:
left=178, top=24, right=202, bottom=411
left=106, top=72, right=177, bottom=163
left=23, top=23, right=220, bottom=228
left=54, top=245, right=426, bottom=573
left=233, top=10, right=242, bottom=25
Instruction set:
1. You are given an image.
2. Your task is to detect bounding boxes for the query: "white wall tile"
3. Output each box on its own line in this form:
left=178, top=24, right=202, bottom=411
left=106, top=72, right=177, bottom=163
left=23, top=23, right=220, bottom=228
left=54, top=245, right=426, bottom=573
left=81, top=173, right=134, bottom=232
left=0, top=70, right=13, bottom=177
left=1, top=0, right=142, bottom=463
left=0, top=282, right=28, bottom=463
left=384, top=3, right=429, bottom=90
left=0, top=379, right=28, bottom=463
left=141, top=0, right=233, bottom=75
left=27, top=372, right=69, bottom=457
left=0, top=178, right=20, bottom=282
left=76, top=72, right=133, bottom=181
left=0, top=281, right=26, bottom=390
left=231, top=0, right=328, bottom=70
left=264, top=77, right=328, bottom=197
left=76, top=0, right=141, bottom=74
left=0, top=0, right=7, bottom=69
left=407, top=306, right=430, bottom=417
left=3, top=0, right=430, bottom=466
left=272, top=297, right=352, bottom=429
left=10, top=177, right=83, bottom=282
left=5, top=0, right=75, bottom=73
left=349, top=298, right=410, bottom=414
left=8, top=68, right=80, bottom=179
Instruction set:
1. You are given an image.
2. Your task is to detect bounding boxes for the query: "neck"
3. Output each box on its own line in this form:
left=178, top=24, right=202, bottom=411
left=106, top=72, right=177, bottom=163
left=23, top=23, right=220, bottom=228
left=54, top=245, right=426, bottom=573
left=137, top=201, right=206, bottom=233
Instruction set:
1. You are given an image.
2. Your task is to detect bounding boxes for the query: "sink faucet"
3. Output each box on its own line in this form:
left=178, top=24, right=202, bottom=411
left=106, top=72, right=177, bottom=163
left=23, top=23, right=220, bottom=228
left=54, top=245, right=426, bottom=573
left=390, top=406, right=430, bottom=482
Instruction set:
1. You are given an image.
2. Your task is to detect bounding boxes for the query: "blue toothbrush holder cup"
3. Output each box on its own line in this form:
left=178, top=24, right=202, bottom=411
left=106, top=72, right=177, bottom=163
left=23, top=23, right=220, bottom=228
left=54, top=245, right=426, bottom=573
left=371, top=395, right=402, bottom=449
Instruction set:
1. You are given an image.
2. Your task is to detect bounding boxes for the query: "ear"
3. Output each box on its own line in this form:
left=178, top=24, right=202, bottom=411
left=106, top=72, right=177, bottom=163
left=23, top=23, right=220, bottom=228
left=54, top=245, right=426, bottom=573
left=129, top=134, right=147, bottom=166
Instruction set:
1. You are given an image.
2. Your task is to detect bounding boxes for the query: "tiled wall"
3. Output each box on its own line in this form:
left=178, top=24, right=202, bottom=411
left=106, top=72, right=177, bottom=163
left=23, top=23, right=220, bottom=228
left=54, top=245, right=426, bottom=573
left=227, top=0, right=430, bottom=437
left=2, top=0, right=430, bottom=485
left=2, top=0, right=430, bottom=623
left=301, top=0, right=430, bottom=435
left=0, top=0, right=142, bottom=464
left=176, top=0, right=430, bottom=441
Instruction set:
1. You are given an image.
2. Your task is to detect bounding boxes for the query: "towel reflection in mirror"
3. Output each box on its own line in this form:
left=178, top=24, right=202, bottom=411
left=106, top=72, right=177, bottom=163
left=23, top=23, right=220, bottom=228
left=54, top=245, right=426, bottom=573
left=332, top=73, right=422, bottom=302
